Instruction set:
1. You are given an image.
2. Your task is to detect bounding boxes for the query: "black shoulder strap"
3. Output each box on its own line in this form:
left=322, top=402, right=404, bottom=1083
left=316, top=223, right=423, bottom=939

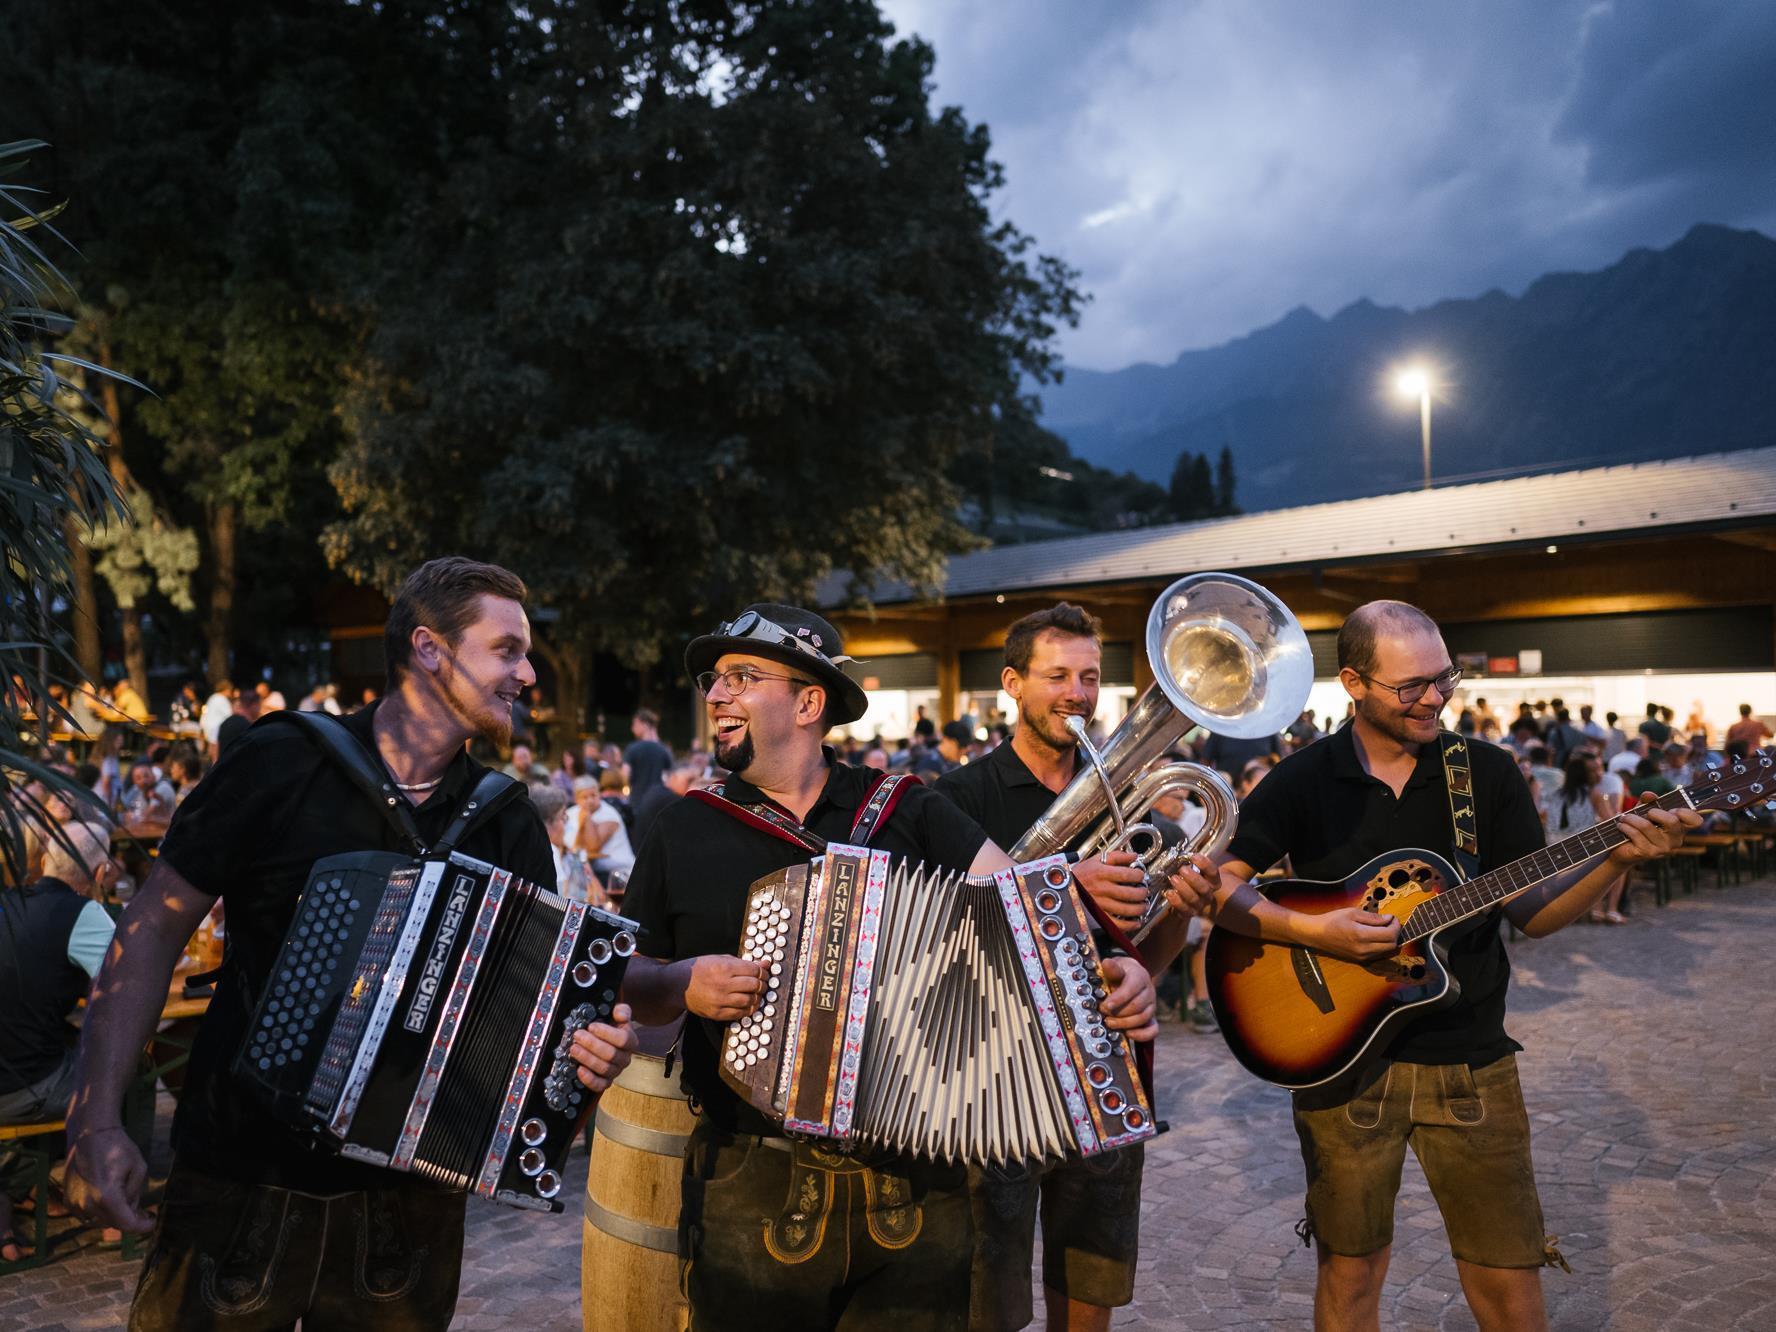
left=1437, top=729, right=1481, bottom=883
left=269, top=711, right=523, bottom=858
left=434, top=769, right=527, bottom=857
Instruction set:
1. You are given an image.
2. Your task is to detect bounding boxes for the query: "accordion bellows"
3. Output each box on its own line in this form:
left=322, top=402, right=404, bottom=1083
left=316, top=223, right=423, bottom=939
left=721, top=847, right=1156, bottom=1166
left=237, top=850, right=637, bottom=1212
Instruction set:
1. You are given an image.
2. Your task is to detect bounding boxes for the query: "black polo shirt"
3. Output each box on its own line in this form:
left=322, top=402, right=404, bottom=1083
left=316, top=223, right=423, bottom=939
left=1226, top=725, right=1544, bottom=1067
left=0, top=877, right=92, bottom=1092
left=157, top=703, right=552, bottom=1192
left=931, top=739, right=1058, bottom=852
left=623, top=754, right=989, bottom=1135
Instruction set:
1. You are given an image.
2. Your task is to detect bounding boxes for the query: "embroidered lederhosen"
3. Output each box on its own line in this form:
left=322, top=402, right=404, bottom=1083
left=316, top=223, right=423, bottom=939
left=686, top=772, right=924, bottom=1260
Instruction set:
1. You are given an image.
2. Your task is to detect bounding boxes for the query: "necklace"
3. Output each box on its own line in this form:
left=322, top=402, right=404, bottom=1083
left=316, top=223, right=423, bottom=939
left=393, top=775, right=444, bottom=792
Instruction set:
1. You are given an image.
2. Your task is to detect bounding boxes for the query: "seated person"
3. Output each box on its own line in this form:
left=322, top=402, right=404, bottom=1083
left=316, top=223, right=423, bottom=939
left=1627, top=756, right=1675, bottom=800
left=0, top=822, right=122, bottom=1260
left=567, top=774, right=637, bottom=880
left=118, top=760, right=177, bottom=828
left=534, top=785, right=597, bottom=905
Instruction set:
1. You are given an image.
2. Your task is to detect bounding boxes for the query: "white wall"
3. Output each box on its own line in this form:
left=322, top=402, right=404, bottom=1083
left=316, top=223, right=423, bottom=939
left=1302, top=671, right=1776, bottom=743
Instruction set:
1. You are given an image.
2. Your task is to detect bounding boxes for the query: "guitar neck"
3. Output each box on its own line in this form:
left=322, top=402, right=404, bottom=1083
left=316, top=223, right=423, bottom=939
left=1401, top=785, right=1696, bottom=941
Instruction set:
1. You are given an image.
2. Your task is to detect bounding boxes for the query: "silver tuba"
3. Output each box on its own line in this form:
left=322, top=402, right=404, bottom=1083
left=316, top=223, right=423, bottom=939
left=1007, top=572, right=1313, bottom=945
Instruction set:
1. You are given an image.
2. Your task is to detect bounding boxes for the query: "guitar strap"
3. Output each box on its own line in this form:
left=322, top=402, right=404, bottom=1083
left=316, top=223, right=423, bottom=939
left=1437, top=729, right=1482, bottom=882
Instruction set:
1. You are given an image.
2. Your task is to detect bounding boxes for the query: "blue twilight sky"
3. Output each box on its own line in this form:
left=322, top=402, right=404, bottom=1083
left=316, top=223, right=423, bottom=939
left=877, top=0, right=1776, bottom=371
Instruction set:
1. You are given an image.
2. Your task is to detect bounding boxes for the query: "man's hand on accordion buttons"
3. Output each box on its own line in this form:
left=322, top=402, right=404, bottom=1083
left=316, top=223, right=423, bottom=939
left=1072, top=849, right=1149, bottom=930
left=570, top=1002, right=638, bottom=1094
left=1098, top=956, right=1159, bottom=1043
left=685, top=954, right=767, bottom=1021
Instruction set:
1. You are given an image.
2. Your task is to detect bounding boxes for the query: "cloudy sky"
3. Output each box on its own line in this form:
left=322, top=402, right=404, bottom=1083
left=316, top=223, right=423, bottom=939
left=878, top=0, right=1776, bottom=370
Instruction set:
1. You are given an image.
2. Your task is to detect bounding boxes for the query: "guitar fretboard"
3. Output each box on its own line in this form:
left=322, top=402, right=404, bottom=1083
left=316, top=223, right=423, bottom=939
left=1400, top=786, right=1694, bottom=942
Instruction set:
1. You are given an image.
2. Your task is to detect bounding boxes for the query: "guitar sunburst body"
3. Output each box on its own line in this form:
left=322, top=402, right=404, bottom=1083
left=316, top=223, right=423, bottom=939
left=1206, top=850, right=1468, bottom=1090
left=1207, top=749, right=1776, bottom=1090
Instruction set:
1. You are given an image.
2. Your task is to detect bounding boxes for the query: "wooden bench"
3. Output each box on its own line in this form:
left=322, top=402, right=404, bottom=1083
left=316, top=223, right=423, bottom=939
left=1684, top=833, right=1743, bottom=888
left=0, top=1119, right=66, bottom=1273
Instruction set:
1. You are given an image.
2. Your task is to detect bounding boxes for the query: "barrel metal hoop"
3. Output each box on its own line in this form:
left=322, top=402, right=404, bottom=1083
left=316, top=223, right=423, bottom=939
left=594, top=1106, right=691, bottom=1157
left=614, top=1057, right=689, bottom=1100
left=583, top=1193, right=680, bottom=1254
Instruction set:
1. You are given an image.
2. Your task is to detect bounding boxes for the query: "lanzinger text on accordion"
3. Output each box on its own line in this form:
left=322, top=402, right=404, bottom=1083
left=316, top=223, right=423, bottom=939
left=720, top=846, right=1155, bottom=1166
left=236, top=849, right=639, bottom=1212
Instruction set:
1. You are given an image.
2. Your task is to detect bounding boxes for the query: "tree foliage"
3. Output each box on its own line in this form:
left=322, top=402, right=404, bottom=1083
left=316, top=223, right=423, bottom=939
left=0, top=140, right=129, bottom=880
left=88, top=483, right=201, bottom=611
left=956, top=411, right=1167, bottom=537
left=1168, top=444, right=1240, bottom=521
left=2, top=2, right=1085, bottom=725
left=324, top=0, right=1083, bottom=711
left=0, top=0, right=444, bottom=680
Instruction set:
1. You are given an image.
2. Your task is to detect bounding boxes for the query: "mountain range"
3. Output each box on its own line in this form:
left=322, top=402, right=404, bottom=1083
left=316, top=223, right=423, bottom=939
left=1036, top=224, right=1776, bottom=513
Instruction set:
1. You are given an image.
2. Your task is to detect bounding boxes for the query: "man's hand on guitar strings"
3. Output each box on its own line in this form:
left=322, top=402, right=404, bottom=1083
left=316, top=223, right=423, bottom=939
left=1099, top=956, right=1160, bottom=1042
left=570, top=1003, right=639, bottom=1093
left=1307, top=907, right=1403, bottom=963
left=685, top=954, right=768, bottom=1021
left=1073, top=849, right=1149, bottom=929
left=1159, top=853, right=1221, bottom=918
left=1608, top=804, right=1701, bottom=864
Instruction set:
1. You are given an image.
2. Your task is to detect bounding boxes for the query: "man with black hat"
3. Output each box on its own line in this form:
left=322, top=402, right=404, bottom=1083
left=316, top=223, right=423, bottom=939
left=619, top=603, right=1160, bottom=1331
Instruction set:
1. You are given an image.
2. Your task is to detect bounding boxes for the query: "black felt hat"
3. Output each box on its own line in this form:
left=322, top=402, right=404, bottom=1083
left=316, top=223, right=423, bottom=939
left=685, top=603, right=870, bottom=726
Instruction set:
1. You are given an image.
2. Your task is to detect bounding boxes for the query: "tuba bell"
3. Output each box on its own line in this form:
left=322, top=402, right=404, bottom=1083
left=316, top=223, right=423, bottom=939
left=1008, top=572, right=1313, bottom=945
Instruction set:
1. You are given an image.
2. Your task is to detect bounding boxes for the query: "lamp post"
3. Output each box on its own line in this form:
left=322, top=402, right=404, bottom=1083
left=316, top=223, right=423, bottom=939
left=1396, top=367, right=1433, bottom=490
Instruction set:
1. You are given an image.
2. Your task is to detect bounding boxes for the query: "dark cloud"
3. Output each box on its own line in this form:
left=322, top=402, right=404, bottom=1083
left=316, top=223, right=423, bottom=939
left=880, top=0, right=1776, bottom=370
left=1557, top=2, right=1776, bottom=195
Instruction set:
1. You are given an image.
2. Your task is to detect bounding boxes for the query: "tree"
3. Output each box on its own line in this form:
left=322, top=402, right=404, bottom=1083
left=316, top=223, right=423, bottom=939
left=1214, top=444, right=1240, bottom=516
left=959, top=410, right=1166, bottom=537
left=325, top=0, right=1083, bottom=728
left=1168, top=447, right=1240, bottom=521
left=0, top=1, right=453, bottom=684
left=0, top=140, right=128, bottom=880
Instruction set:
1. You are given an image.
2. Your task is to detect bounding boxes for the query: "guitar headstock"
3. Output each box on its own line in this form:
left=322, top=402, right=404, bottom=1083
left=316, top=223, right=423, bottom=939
left=1686, top=747, right=1776, bottom=814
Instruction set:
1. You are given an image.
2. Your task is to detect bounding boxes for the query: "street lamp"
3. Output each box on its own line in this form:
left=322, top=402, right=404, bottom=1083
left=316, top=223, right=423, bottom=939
left=1395, top=366, right=1433, bottom=490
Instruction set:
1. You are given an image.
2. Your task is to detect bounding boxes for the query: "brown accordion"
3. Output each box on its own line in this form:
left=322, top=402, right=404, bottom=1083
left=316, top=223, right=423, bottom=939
left=720, top=846, right=1155, bottom=1165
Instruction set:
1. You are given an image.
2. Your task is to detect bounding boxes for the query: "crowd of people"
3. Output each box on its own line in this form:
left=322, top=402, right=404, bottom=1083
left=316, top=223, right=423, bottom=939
left=1449, top=696, right=1767, bottom=921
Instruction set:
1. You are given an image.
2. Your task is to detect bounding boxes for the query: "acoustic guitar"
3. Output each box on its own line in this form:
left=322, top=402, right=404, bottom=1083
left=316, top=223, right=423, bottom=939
left=1205, top=748, right=1773, bottom=1090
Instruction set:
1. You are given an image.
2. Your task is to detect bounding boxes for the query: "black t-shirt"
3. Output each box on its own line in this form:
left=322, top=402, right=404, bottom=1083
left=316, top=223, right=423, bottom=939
left=1638, top=717, right=1673, bottom=747
left=0, top=878, right=91, bottom=1092
left=932, top=740, right=1058, bottom=853
left=624, top=738, right=673, bottom=794
left=158, top=703, right=553, bottom=1192
left=622, top=755, right=989, bottom=1135
left=1199, top=731, right=1283, bottom=777
left=1226, top=724, right=1544, bottom=1067
left=630, top=781, right=678, bottom=850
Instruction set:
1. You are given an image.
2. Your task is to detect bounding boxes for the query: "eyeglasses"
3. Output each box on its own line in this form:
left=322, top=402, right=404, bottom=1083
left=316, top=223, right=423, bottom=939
left=1359, top=666, right=1462, bottom=705
left=696, top=668, right=817, bottom=698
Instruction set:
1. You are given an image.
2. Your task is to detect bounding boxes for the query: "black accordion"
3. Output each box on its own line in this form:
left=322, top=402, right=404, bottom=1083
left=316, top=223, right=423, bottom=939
left=237, top=850, right=637, bottom=1212
left=720, top=847, right=1155, bottom=1166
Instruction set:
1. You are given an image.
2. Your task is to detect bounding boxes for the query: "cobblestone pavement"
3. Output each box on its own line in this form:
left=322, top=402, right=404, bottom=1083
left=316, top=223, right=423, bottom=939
left=5, top=877, right=1773, bottom=1330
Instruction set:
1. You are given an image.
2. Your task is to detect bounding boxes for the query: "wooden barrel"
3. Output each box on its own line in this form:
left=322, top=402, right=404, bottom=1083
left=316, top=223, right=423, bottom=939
left=582, top=1025, right=693, bottom=1332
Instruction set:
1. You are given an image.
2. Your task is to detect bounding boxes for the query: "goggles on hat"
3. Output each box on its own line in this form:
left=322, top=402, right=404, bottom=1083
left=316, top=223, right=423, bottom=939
left=719, top=610, right=853, bottom=666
